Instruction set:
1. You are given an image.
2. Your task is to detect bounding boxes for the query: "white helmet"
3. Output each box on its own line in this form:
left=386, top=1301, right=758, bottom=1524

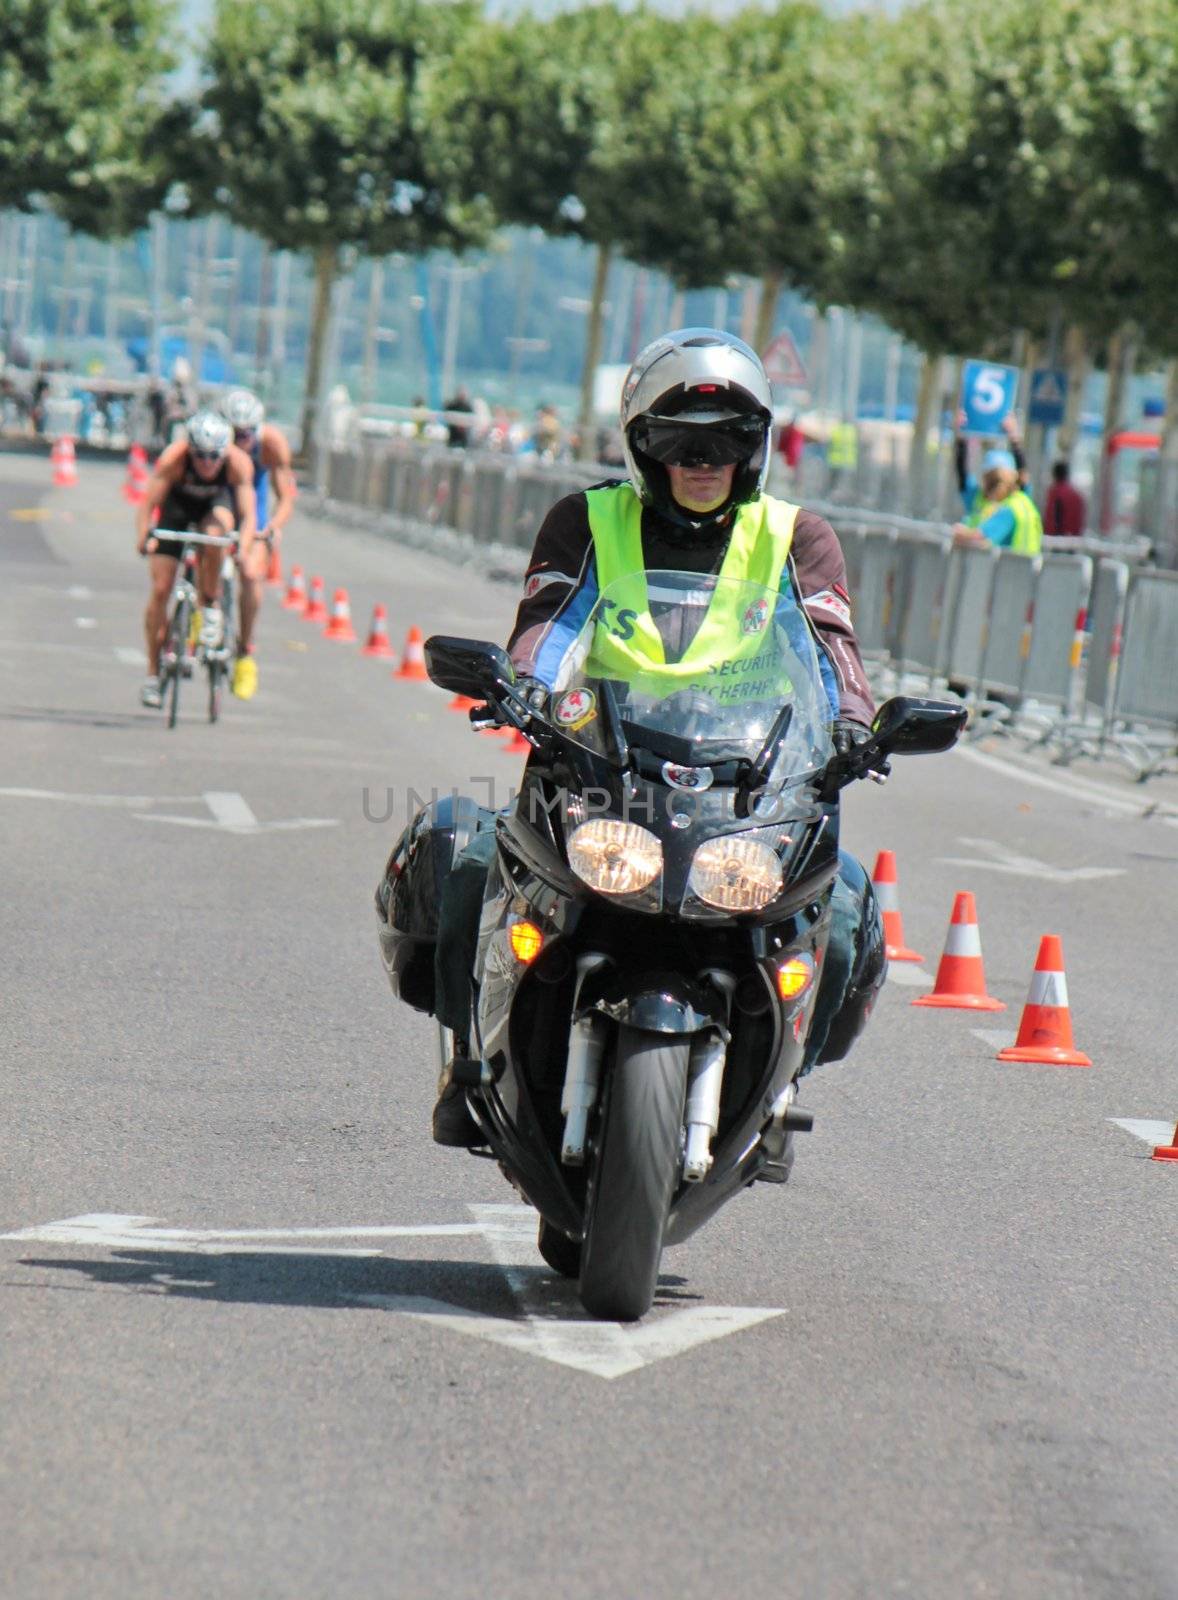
left=186, top=410, right=232, bottom=458
left=222, top=389, right=265, bottom=432
left=621, top=328, right=773, bottom=529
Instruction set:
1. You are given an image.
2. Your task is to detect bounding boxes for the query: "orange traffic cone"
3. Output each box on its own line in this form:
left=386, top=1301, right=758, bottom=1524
left=362, top=603, right=396, bottom=658
left=393, top=625, right=428, bottom=681
left=302, top=574, right=328, bottom=624
left=912, top=892, right=1005, bottom=1012
left=448, top=693, right=478, bottom=712
left=500, top=725, right=531, bottom=756
left=283, top=565, right=307, bottom=611
left=52, top=436, right=77, bottom=487
left=122, top=444, right=149, bottom=504
left=323, top=588, right=357, bottom=642
left=871, top=850, right=922, bottom=962
left=1151, top=1121, right=1178, bottom=1162
left=265, top=543, right=283, bottom=588
left=996, top=936, right=1091, bottom=1066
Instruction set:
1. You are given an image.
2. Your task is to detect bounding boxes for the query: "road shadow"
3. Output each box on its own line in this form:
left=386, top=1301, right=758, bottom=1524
left=0, top=705, right=149, bottom=731
left=15, top=1249, right=697, bottom=1319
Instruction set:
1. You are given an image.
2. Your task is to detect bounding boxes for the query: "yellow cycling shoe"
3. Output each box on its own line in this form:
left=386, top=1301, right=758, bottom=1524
left=231, top=655, right=258, bottom=700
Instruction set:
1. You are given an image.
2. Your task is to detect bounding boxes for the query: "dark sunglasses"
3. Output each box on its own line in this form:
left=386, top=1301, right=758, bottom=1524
left=633, top=414, right=765, bottom=468
left=191, top=449, right=224, bottom=462
left=233, top=428, right=257, bottom=444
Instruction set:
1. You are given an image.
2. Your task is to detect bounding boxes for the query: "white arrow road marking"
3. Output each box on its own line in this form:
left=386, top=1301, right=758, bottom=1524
left=74, top=615, right=97, bottom=629
left=0, top=788, right=202, bottom=809
left=1, top=1206, right=785, bottom=1378
left=0, top=1213, right=484, bottom=1255
left=938, top=836, right=1124, bottom=884
left=115, top=646, right=145, bottom=666
left=136, top=791, right=338, bottom=835
left=68, top=585, right=92, bottom=599
left=887, top=965, right=933, bottom=987
left=1108, top=1119, right=1177, bottom=1148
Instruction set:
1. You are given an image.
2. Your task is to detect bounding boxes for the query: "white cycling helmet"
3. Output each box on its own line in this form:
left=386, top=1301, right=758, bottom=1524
left=222, top=389, right=265, bottom=432
left=621, top=328, right=773, bottom=530
left=186, top=410, right=232, bottom=458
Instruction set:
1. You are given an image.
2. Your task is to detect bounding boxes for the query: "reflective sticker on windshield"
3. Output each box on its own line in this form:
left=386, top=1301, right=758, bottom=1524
left=554, top=688, right=598, bottom=730
left=662, top=762, right=714, bottom=792
left=741, top=598, right=771, bottom=635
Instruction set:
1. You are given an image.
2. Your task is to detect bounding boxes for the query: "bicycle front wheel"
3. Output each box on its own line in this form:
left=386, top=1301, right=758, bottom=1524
left=165, top=598, right=188, bottom=729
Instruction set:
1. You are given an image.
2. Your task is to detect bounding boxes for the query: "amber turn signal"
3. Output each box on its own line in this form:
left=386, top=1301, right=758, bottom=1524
left=776, top=955, right=815, bottom=1001
left=508, top=920, right=544, bottom=964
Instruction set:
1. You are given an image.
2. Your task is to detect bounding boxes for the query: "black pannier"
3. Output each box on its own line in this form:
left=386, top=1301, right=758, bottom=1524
left=375, top=794, right=493, bottom=1014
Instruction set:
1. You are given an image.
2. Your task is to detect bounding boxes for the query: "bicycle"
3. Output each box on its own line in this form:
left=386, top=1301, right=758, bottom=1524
left=147, top=529, right=238, bottom=728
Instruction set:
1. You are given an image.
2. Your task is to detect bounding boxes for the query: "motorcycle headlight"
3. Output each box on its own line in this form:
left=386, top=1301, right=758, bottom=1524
left=689, top=836, right=782, bottom=912
left=567, top=819, right=662, bottom=896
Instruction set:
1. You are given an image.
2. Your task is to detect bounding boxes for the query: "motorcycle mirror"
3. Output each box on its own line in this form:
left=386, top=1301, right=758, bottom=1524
left=870, top=696, right=968, bottom=757
left=423, top=635, right=515, bottom=698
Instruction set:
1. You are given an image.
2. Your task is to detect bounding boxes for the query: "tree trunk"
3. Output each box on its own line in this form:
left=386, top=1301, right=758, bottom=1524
left=577, top=241, right=613, bottom=462
left=255, top=244, right=273, bottom=392
left=299, top=243, right=339, bottom=464
left=908, top=349, right=942, bottom=516
left=1095, top=325, right=1134, bottom=536
left=753, top=270, right=784, bottom=356
left=1055, top=323, right=1088, bottom=463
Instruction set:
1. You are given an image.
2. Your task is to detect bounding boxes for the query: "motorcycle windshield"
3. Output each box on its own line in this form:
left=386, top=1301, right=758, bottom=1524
left=549, top=569, right=832, bottom=785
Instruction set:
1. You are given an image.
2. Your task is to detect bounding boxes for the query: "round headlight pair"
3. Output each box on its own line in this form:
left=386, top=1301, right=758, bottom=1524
left=568, top=820, right=782, bottom=912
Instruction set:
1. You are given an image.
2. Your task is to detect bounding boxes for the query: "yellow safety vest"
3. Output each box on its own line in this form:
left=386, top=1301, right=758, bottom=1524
left=828, top=422, right=858, bottom=469
left=967, top=488, right=1043, bottom=555
left=583, top=483, right=798, bottom=687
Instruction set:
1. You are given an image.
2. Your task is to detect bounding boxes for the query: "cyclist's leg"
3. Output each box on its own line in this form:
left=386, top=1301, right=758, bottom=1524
left=237, top=532, right=268, bottom=658
left=145, top=552, right=180, bottom=675
left=196, top=506, right=235, bottom=612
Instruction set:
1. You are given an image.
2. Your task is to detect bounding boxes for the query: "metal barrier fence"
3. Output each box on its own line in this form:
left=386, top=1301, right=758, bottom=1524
left=310, top=437, right=1178, bottom=781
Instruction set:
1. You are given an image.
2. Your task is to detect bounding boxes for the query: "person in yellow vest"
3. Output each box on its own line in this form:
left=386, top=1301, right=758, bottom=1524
left=430, top=328, right=884, bottom=1147
left=827, top=417, right=859, bottom=498
left=952, top=447, right=1043, bottom=555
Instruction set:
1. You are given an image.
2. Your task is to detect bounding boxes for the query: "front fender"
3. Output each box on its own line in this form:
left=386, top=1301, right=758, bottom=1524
left=581, top=972, right=728, bottom=1038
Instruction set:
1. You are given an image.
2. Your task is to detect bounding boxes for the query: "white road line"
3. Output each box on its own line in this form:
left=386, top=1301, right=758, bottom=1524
left=74, top=616, right=97, bottom=629
left=68, top=585, right=92, bottom=600
left=887, top=965, right=933, bottom=987
left=939, top=835, right=1124, bottom=884
left=1108, top=1118, right=1177, bottom=1148
left=0, top=1213, right=485, bottom=1253
left=972, top=1028, right=1015, bottom=1050
left=114, top=646, right=145, bottom=667
left=204, top=791, right=260, bottom=830
left=956, top=744, right=1178, bottom=826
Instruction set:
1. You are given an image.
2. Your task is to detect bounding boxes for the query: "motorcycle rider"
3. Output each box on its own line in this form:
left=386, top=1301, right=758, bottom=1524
left=431, top=328, right=883, bottom=1146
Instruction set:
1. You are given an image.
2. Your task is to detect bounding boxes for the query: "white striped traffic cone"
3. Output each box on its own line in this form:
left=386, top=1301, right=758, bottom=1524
left=871, top=850, right=922, bottom=962
left=997, top=936, right=1091, bottom=1066
left=912, top=891, right=1005, bottom=1012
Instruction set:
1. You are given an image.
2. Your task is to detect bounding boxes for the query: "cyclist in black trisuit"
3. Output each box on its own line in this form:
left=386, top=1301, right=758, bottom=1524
left=135, top=410, right=256, bottom=708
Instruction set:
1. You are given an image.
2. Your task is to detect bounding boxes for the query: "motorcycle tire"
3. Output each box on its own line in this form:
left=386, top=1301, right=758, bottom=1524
left=537, top=1218, right=581, bottom=1279
left=579, top=1025, right=689, bottom=1322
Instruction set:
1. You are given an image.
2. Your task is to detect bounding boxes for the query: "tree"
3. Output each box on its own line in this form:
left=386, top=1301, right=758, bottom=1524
left=199, top=0, right=491, bottom=452
left=431, top=4, right=645, bottom=455
left=0, top=0, right=185, bottom=238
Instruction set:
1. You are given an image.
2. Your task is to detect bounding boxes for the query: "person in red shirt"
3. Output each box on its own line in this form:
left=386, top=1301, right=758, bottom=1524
left=1044, top=461, right=1086, bottom=537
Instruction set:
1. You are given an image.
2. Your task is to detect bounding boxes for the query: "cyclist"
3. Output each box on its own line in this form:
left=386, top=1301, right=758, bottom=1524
left=222, top=389, right=296, bottom=700
left=135, top=410, right=256, bottom=709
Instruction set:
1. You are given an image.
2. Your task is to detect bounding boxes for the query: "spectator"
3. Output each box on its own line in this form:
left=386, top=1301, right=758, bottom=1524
left=410, top=395, right=430, bottom=439
left=444, top=386, right=474, bottom=448
left=1043, top=460, right=1086, bottom=536
left=777, top=412, right=808, bottom=487
left=530, top=403, right=562, bottom=460
left=952, top=447, right=1043, bottom=553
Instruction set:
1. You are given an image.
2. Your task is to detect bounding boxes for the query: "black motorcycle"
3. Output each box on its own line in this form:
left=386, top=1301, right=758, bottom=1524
left=377, top=570, right=964, bottom=1320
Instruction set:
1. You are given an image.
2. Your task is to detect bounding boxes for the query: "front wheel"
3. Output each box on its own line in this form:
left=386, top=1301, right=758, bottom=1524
left=578, top=1026, right=689, bottom=1322
left=165, top=598, right=188, bottom=729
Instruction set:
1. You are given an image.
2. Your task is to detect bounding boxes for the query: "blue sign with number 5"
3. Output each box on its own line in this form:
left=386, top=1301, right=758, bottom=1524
left=960, top=360, right=1019, bottom=437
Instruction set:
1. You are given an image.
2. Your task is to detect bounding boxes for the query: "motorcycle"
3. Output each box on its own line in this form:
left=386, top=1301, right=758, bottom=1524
left=376, top=570, right=965, bottom=1321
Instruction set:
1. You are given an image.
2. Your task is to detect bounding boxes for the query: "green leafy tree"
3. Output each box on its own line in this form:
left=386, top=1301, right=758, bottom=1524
left=432, top=4, right=649, bottom=455
left=0, top=0, right=185, bottom=238
left=199, top=0, right=491, bottom=451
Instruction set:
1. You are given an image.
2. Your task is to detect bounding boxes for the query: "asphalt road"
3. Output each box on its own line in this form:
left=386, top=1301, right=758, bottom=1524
left=1, top=454, right=1176, bottom=1600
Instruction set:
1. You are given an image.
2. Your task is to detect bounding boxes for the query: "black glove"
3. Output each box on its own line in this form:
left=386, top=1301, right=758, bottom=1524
left=832, top=718, right=871, bottom=757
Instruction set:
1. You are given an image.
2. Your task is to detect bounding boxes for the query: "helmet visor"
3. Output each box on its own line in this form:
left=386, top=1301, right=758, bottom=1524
left=632, top=413, right=765, bottom=468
